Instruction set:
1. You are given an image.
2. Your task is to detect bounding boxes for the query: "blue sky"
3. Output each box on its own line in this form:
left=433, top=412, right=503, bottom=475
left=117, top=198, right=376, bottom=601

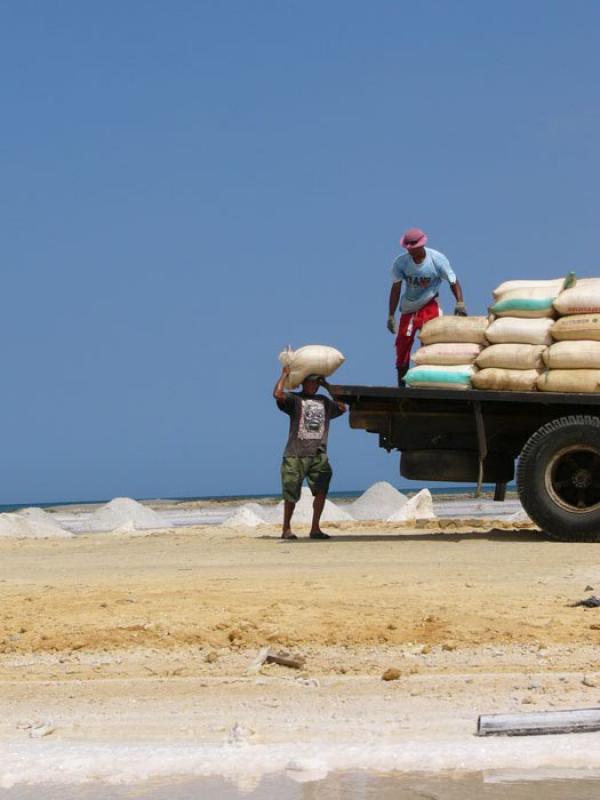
left=1, top=1, right=600, bottom=502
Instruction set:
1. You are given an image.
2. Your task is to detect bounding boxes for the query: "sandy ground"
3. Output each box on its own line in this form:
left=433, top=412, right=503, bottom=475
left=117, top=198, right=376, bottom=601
left=2, top=518, right=600, bottom=780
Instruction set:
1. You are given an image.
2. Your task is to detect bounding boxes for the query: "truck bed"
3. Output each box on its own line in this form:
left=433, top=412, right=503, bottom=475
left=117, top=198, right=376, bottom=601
left=329, top=384, right=600, bottom=475
left=330, top=384, right=600, bottom=539
left=330, top=384, right=600, bottom=407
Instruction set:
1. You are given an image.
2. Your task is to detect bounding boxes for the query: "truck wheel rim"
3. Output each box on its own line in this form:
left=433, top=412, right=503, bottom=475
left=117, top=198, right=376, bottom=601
left=545, top=445, right=600, bottom=514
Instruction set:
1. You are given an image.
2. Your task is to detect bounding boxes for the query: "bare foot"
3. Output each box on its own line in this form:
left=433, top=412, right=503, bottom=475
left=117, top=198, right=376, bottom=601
left=281, top=531, right=298, bottom=540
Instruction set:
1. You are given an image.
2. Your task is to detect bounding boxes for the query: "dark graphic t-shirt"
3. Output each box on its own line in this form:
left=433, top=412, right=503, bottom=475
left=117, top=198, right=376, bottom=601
left=277, top=392, right=345, bottom=457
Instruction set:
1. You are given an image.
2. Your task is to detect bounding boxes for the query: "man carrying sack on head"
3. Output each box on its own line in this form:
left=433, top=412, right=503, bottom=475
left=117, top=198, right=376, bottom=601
left=387, top=227, right=467, bottom=386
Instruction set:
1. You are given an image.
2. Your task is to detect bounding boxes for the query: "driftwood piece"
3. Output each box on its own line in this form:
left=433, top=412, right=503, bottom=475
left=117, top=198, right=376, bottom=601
left=265, top=649, right=306, bottom=669
left=477, top=707, right=600, bottom=737
left=247, top=647, right=306, bottom=674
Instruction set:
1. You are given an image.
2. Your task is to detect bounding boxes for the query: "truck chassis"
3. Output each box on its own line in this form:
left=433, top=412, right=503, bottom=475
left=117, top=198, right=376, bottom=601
left=332, top=385, right=600, bottom=542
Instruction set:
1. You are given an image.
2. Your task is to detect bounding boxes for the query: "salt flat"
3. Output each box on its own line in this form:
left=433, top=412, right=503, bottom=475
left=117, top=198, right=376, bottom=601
left=0, top=512, right=599, bottom=784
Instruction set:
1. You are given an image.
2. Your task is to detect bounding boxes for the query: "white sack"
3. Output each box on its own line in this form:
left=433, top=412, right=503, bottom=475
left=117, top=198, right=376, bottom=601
left=413, top=342, right=482, bottom=366
left=554, top=285, right=600, bottom=316
left=492, top=278, right=567, bottom=301
left=552, top=314, right=600, bottom=342
left=489, top=286, right=559, bottom=318
left=485, top=317, right=554, bottom=346
left=405, top=364, right=477, bottom=390
left=544, top=340, right=600, bottom=370
left=472, top=368, right=541, bottom=392
left=537, top=370, right=600, bottom=393
left=475, top=343, right=546, bottom=370
left=419, top=316, right=488, bottom=345
left=279, top=345, right=345, bottom=390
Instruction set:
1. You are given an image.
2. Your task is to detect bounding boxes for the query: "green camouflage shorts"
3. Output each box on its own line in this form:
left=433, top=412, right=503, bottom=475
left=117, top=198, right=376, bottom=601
left=280, top=454, right=333, bottom=503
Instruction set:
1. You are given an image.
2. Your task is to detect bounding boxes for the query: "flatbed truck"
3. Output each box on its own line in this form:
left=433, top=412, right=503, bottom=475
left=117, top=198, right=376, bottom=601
left=331, top=384, right=600, bottom=542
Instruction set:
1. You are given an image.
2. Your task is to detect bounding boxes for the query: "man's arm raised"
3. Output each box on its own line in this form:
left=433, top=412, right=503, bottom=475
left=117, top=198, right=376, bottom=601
left=273, top=366, right=290, bottom=401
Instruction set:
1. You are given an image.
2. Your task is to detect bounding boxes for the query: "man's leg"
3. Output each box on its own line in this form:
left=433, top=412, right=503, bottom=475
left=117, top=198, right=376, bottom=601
left=282, top=501, right=296, bottom=538
left=397, top=365, right=410, bottom=387
left=395, top=314, right=417, bottom=386
left=307, top=455, right=333, bottom=539
left=280, top=458, right=303, bottom=540
left=310, top=492, right=327, bottom=536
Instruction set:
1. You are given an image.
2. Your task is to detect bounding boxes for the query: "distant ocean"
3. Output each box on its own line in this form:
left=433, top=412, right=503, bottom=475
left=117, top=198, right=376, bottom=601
left=0, top=484, right=516, bottom=514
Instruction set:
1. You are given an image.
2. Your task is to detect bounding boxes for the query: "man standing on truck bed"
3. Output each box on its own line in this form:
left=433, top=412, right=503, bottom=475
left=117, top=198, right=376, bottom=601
left=273, top=366, right=346, bottom=540
left=387, top=227, right=467, bottom=386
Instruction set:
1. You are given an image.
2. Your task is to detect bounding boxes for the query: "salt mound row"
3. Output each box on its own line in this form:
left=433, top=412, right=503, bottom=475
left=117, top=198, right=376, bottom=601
left=224, top=503, right=268, bottom=528
left=350, top=481, right=408, bottom=520
left=387, top=489, right=436, bottom=522
left=0, top=507, right=72, bottom=539
left=271, top=487, right=353, bottom=523
left=85, top=498, right=171, bottom=532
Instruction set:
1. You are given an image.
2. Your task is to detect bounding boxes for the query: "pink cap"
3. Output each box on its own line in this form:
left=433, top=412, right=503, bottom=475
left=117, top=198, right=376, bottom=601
left=400, top=227, right=427, bottom=250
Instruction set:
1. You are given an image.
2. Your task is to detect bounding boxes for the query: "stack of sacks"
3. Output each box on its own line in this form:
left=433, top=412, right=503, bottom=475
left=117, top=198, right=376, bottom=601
left=539, top=278, right=600, bottom=392
left=405, top=316, right=488, bottom=390
left=473, top=276, right=573, bottom=392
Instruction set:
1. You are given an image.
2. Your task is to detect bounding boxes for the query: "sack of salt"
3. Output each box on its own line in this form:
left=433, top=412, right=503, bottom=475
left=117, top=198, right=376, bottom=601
left=279, top=345, right=345, bottom=389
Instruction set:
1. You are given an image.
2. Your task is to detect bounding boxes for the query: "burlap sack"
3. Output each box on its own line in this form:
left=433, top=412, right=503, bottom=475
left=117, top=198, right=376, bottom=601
left=475, top=343, right=546, bottom=370
left=485, top=317, right=554, bottom=346
left=537, top=370, right=600, bottom=393
left=544, top=340, right=600, bottom=370
left=419, top=316, right=488, bottom=346
left=554, top=284, right=600, bottom=316
left=279, top=345, right=345, bottom=389
left=551, top=314, right=600, bottom=342
left=473, top=368, right=541, bottom=392
left=405, top=364, right=477, bottom=390
left=413, top=342, right=482, bottom=366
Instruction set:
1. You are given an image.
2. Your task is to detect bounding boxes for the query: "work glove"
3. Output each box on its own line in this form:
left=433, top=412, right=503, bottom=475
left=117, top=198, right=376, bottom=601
left=454, top=302, right=467, bottom=317
left=387, top=315, right=397, bottom=334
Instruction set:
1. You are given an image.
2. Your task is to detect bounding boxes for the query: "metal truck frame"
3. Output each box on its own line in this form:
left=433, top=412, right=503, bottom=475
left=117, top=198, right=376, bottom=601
left=331, top=384, right=600, bottom=542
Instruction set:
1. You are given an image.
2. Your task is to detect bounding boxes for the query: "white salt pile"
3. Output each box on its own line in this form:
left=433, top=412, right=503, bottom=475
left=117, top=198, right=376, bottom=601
left=0, top=508, right=72, bottom=539
left=387, top=489, right=436, bottom=522
left=271, top=487, right=353, bottom=523
left=349, top=481, right=408, bottom=520
left=224, top=505, right=267, bottom=528
left=84, top=498, right=171, bottom=532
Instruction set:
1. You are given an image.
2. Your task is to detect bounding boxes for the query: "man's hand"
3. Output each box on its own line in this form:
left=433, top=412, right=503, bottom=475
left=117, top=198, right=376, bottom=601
left=387, top=314, right=397, bottom=334
left=273, top=365, right=290, bottom=400
left=454, top=302, right=468, bottom=317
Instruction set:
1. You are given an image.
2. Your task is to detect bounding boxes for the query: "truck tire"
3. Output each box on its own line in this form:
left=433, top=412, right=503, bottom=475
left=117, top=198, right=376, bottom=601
left=517, top=415, right=600, bottom=542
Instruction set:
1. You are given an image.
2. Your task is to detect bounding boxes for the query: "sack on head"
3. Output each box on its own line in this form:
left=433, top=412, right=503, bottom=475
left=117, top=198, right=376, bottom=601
left=279, top=345, right=345, bottom=389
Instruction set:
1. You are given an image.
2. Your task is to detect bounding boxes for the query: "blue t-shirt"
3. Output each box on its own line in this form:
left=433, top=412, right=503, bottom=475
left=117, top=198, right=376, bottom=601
left=391, top=248, right=457, bottom=313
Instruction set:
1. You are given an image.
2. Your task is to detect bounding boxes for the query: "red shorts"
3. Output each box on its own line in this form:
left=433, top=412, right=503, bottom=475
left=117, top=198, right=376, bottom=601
left=395, top=297, right=440, bottom=368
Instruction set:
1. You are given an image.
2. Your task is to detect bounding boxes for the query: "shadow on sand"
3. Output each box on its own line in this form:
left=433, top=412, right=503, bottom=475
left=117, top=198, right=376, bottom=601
left=271, top=529, right=546, bottom=544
